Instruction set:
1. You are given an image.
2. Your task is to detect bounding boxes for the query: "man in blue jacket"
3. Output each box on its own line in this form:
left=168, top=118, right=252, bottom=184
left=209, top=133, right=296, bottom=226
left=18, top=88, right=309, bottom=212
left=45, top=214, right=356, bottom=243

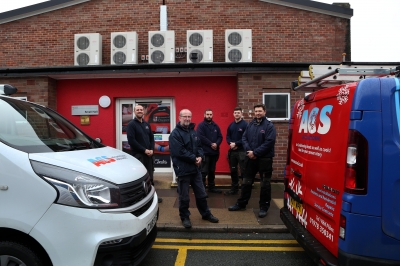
left=169, top=109, right=219, bottom=228
left=228, top=104, right=276, bottom=218
left=127, top=104, right=162, bottom=203
left=197, top=109, right=223, bottom=193
left=225, top=107, right=248, bottom=195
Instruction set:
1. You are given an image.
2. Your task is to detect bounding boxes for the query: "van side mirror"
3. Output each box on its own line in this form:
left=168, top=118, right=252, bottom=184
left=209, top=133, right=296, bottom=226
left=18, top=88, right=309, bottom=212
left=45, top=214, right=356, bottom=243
left=0, top=84, right=18, bottom=96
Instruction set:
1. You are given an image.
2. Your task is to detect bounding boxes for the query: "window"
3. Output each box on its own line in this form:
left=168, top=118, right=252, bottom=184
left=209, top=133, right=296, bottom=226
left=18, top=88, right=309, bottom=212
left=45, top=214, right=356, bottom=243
left=263, top=93, right=290, bottom=121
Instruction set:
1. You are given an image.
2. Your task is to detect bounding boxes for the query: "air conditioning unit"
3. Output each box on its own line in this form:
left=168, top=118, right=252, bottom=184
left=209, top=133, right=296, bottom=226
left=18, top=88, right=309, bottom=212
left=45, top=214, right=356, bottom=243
left=148, top=31, right=175, bottom=64
left=74, top=33, right=102, bottom=66
left=187, top=30, right=213, bottom=63
left=225, top=29, right=252, bottom=63
left=110, top=32, right=138, bottom=65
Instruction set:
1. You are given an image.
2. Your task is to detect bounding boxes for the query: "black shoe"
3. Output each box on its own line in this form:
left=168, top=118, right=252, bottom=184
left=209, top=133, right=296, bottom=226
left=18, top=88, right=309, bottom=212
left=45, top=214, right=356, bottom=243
left=208, top=188, right=222, bottom=194
left=224, top=189, right=238, bottom=195
left=202, top=214, right=219, bottom=223
left=228, top=204, right=246, bottom=211
left=182, top=218, right=192, bottom=229
left=258, top=209, right=267, bottom=218
left=158, top=197, right=163, bottom=203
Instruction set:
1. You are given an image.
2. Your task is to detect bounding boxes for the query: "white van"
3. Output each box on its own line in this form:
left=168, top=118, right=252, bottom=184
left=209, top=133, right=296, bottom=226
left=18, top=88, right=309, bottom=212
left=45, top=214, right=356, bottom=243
left=0, top=85, right=159, bottom=266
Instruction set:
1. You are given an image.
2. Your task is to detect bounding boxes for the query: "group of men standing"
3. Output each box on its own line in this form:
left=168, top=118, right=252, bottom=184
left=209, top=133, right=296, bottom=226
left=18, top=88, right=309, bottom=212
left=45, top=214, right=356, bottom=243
left=127, top=104, right=276, bottom=229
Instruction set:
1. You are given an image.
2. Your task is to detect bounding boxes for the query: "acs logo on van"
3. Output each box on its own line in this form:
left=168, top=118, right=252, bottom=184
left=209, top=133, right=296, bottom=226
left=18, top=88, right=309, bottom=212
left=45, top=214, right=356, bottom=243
left=298, top=105, right=333, bottom=135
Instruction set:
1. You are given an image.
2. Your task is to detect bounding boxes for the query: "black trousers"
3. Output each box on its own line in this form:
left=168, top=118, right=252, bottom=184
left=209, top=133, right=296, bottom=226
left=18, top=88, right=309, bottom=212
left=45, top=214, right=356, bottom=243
left=228, top=150, right=246, bottom=187
left=134, top=153, right=154, bottom=183
left=236, top=157, right=273, bottom=210
left=177, top=170, right=211, bottom=220
left=201, top=154, right=219, bottom=188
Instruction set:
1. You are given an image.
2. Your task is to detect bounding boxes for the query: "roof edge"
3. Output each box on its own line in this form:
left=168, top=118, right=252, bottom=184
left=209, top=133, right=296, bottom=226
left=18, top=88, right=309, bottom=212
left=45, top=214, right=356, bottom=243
left=0, top=0, right=90, bottom=25
left=259, top=0, right=353, bottom=19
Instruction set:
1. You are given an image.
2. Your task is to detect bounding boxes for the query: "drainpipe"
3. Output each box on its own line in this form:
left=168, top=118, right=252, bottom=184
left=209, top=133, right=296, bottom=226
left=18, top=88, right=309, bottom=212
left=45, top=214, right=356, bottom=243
left=160, top=1, right=167, bottom=31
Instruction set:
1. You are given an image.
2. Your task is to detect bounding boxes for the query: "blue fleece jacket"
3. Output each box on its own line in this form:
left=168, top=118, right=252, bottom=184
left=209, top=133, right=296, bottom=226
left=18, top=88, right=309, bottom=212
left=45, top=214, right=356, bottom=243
left=196, top=119, right=223, bottom=156
left=242, top=116, right=276, bottom=158
left=226, top=119, right=248, bottom=151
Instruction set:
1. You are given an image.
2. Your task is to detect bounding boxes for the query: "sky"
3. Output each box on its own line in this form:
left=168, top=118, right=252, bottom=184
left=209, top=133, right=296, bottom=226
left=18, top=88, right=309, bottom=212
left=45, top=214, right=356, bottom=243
left=1, top=0, right=399, bottom=62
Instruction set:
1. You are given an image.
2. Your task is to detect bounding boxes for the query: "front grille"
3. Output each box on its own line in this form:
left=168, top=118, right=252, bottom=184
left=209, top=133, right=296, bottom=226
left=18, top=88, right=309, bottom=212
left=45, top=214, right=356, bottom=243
left=131, top=196, right=154, bottom=217
left=119, top=173, right=152, bottom=208
left=94, top=226, right=157, bottom=266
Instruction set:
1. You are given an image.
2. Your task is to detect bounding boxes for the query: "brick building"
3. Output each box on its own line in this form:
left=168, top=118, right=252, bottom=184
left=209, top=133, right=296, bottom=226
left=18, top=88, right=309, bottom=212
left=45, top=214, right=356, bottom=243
left=0, top=0, right=353, bottom=180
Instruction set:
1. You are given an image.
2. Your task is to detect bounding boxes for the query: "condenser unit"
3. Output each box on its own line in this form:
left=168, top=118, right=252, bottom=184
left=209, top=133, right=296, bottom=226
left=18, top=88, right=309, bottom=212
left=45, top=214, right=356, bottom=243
left=148, top=31, right=175, bottom=64
left=74, top=33, right=102, bottom=66
left=186, top=30, right=213, bottom=63
left=110, top=32, right=138, bottom=65
left=225, top=29, right=252, bottom=63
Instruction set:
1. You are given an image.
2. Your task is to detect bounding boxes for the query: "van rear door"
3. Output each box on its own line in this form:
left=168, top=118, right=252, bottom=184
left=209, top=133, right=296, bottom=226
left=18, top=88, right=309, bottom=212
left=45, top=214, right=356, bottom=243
left=288, top=84, right=356, bottom=256
left=381, top=78, right=400, bottom=241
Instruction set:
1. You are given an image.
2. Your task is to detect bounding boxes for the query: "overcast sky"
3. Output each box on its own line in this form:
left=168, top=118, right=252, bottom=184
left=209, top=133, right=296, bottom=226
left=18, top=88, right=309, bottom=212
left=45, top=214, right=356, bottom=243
left=1, top=0, right=399, bottom=62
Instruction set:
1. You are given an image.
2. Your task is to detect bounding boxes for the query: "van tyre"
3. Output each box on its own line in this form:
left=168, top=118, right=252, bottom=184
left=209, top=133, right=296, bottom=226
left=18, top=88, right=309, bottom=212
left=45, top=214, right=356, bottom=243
left=0, top=241, right=43, bottom=266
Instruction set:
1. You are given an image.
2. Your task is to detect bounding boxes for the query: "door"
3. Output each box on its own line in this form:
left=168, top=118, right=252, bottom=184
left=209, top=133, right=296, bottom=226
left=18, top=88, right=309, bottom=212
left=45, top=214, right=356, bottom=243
left=116, top=98, right=175, bottom=173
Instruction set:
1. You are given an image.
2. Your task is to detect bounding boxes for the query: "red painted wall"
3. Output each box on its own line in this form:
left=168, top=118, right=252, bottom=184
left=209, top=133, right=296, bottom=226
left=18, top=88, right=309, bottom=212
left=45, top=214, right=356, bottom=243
left=57, top=76, right=237, bottom=173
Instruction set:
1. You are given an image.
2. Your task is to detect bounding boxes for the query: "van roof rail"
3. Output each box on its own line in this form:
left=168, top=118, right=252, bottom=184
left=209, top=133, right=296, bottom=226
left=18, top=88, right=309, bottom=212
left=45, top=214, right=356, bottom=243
left=292, top=64, right=400, bottom=91
left=0, top=84, right=18, bottom=96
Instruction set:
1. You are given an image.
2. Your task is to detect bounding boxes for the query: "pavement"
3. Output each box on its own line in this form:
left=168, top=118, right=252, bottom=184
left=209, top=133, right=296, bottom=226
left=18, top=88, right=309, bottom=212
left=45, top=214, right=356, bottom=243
left=153, top=173, right=288, bottom=233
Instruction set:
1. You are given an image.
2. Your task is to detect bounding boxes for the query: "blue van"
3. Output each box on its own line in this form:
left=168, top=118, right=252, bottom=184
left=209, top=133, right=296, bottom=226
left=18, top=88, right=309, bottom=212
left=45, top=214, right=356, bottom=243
left=280, top=64, right=400, bottom=265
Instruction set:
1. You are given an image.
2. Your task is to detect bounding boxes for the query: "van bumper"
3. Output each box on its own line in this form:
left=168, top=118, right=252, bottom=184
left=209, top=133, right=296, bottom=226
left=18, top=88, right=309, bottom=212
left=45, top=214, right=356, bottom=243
left=338, top=249, right=400, bottom=266
left=30, top=197, right=158, bottom=266
left=280, top=207, right=338, bottom=266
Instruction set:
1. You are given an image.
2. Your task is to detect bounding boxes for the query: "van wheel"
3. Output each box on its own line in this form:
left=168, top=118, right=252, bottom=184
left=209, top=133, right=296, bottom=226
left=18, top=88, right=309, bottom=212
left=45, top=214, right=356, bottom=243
left=0, top=241, right=43, bottom=266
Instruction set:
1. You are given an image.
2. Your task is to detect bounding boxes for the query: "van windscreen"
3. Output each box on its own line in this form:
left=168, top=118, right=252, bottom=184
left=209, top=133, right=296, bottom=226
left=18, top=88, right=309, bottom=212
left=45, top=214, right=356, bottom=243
left=0, top=97, right=103, bottom=153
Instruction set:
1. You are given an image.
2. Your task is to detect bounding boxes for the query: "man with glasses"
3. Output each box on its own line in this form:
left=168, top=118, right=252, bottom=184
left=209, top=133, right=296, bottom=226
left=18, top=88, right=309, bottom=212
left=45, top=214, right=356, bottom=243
left=228, top=104, right=276, bottom=218
left=197, top=109, right=223, bottom=193
left=169, top=109, right=219, bottom=228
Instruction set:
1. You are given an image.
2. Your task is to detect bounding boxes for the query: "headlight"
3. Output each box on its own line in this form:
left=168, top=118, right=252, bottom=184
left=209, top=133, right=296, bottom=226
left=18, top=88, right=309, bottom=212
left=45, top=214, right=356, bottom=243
left=31, top=161, right=119, bottom=208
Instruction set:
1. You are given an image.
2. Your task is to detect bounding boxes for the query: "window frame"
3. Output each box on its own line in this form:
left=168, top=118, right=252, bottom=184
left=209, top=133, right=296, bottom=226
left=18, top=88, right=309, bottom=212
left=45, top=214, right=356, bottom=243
left=262, top=92, right=290, bottom=121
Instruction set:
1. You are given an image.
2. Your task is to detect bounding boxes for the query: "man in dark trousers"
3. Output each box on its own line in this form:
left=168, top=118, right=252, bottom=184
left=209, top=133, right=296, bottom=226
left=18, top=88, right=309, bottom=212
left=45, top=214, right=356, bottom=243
left=197, top=109, right=223, bottom=193
left=126, top=104, right=162, bottom=203
left=228, top=104, right=276, bottom=218
left=169, top=109, right=219, bottom=228
left=224, top=107, right=248, bottom=195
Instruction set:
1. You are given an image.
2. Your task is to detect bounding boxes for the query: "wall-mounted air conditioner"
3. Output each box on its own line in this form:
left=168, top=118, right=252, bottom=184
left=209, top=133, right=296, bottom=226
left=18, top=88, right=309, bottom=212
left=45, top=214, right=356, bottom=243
left=74, top=33, right=102, bottom=66
left=148, top=30, right=175, bottom=64
left=110, top=32, right=138, bottom=65
left=225, top=29, right=252, bottom=63
left=187, top=30, right=213, bottom=63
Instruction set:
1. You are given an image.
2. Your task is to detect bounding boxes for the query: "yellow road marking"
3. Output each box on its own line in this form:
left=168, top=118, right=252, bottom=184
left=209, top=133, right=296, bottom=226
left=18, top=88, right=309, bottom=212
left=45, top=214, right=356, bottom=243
left=175, top=248, right=187, bottom=266
left=153, top=238, right=304, bottom=265
left=153, top=245, right=304, bottom=252
left=155, top=238, right=298, bottom=244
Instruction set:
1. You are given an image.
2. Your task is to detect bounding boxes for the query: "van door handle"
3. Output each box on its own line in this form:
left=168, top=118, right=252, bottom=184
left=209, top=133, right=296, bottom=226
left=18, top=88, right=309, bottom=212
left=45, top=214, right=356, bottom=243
left=292, top=169, right=302, bottom=178
left=0, top=185, right=8, bottom=191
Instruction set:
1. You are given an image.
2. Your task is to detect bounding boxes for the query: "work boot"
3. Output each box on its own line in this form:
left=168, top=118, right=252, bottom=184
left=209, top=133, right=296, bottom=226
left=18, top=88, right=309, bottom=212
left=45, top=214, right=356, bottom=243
left=202, top=214, right=219, bottom=223
left=224, top=185, right=239, bottom=195
left=208, top=187, right=222, bottom=193
left=158, top=197, right=163, bottom=203
left=228, top=204, right=246, bottom=211
left=258, top=209, right=267, bottom=218
left=182, top=218, right=192, bottom=229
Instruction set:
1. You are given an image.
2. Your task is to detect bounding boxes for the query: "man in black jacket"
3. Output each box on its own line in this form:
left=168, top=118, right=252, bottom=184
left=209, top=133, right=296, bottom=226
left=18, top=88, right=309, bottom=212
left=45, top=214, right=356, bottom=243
left=228, top=104, right=276, bottom=218
left=197, top=109, right=223, bottom=193
left=225, top=107, right=248, bottom=195
left=126, top=105, right=162, bottom=203
left=169, top=109, right=219, bottom=228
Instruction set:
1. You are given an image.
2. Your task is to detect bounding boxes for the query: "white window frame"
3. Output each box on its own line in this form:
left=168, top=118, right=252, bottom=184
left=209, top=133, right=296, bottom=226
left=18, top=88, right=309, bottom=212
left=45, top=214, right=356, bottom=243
left=262, top=92, right=290, bottom=121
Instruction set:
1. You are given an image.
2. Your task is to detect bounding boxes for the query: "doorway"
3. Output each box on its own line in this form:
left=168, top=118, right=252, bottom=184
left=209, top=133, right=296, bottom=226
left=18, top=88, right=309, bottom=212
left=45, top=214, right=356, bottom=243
left=116, top=98, right=175, bottom=173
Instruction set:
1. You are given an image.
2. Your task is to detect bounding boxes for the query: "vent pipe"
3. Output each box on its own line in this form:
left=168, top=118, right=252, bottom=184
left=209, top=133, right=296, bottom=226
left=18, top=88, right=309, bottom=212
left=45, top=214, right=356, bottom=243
left=160, top=5, right=167, bottom=31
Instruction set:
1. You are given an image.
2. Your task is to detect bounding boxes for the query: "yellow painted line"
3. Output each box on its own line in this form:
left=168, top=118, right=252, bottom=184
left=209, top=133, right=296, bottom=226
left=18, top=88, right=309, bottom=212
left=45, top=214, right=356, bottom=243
left=174, top=248, right=187, bottom=266
left=155, top=238, right=298, bottom=244
left=153, top=245, right=304, bottom=252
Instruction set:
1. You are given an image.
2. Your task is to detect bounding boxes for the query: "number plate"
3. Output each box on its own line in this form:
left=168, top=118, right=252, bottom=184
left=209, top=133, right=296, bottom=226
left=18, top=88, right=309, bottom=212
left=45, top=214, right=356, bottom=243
left=290, top=197, right=303, bottom=214
left=147, top=212, right=158, bottom=235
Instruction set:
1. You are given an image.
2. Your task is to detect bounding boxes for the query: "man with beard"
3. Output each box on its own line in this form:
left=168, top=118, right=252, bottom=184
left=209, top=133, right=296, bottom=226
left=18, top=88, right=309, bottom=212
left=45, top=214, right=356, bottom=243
left=126, top=104, right=162, bottom=203
left=169, top=109, right=219, bottom=228
left=228, top=104, right=276, bottom=218
left=197, top=109, right=223, bottom=193
left=224, top=107, right=248, bottom=195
